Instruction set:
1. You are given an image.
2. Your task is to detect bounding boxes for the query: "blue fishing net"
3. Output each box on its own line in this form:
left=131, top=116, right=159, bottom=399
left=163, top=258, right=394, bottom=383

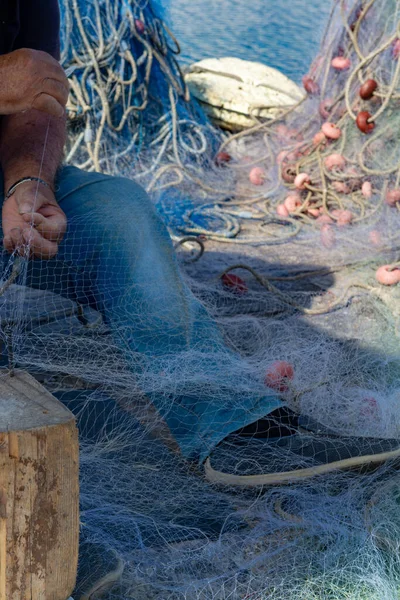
left=60, top=0, right=214, bottom=177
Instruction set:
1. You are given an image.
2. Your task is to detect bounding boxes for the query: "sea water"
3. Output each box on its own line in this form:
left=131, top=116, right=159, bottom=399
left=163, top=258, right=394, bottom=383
left=165, top=0, right=332, bottom=83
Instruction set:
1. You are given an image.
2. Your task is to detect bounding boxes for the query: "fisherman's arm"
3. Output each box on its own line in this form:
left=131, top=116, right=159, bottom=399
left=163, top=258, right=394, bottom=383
left=0, top=0, right=68, bottom=259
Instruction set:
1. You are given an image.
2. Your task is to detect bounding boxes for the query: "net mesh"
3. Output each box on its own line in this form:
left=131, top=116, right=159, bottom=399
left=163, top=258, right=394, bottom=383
left=2, top=0, right=400, bottom=598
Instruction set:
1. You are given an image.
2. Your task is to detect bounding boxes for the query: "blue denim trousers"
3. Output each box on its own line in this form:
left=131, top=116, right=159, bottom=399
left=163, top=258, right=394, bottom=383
left=1, top=166, right=281, bottom=462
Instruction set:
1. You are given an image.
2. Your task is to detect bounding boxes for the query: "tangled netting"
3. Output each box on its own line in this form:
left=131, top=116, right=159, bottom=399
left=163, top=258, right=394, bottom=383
left=158, top=0, right=400, bottom=254
left=3, top=0, right=400, bottom=599
left=60, top=0, right=214, bottom=188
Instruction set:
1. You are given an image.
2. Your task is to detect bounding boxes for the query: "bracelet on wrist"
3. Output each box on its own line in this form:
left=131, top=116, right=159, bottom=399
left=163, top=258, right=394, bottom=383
left=5, top=177, right=51, bottom=200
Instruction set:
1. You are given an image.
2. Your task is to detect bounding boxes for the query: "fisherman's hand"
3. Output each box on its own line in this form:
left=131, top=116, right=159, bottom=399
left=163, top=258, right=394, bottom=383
left=0, top=49, right=69, bottom=118
left=2, top=183, right=67, bottom=259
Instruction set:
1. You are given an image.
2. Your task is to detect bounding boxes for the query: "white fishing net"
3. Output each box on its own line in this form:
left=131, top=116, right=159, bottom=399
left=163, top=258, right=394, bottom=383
left=2, top=0, right=400, bottom=598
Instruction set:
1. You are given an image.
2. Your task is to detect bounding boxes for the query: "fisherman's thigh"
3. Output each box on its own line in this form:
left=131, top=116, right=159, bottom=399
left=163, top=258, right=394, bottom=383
left=54, top=166, right=188, bottom=317
left=56, top=165, right=172, bottom=256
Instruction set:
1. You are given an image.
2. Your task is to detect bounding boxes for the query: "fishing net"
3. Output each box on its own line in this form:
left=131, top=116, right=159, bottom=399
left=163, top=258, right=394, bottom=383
left=60, top=0, right=214, bottom=184
left=2, top=0, right=400, bottom=598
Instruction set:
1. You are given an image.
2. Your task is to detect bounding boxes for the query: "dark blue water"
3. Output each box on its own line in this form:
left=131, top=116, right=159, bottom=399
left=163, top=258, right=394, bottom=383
left=165, top=0, right=332, bottom=83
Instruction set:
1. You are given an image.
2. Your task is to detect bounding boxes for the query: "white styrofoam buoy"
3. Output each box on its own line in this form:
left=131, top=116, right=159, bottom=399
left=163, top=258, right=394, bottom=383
left=184, top=57, right=304, bottom=130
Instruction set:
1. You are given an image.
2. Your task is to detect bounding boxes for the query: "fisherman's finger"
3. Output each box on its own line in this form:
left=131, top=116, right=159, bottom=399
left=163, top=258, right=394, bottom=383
left=31, top=92, right=65, bottom=118
left=22, top=212, right=66, bottom=242
left=7, top=227, right=29, bottom=257
left=18, top=195, right=46, bottom=215
left=22, top=228, right=59, bottom=260
left=3, top=235, right=15, bottom=254
left=9, top=227, right=24, bottom=248
left=42, top=77, right=69, bottom=106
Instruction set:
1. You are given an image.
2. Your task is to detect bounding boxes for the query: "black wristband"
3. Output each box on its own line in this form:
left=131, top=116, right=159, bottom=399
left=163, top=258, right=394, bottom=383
left=5, top=177, right=51, bottom=200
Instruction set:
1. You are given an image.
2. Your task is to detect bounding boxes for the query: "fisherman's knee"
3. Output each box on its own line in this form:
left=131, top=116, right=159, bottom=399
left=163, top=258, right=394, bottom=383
left=107, top=177, right=155, bottom=219
left=58, top=168, right=170, bottom=254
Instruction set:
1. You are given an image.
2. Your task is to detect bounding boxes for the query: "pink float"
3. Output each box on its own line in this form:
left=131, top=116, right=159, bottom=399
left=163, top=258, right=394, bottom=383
left=362, top=181, right=373, bottom=198
left=265, top=361, right=294, bottom=392
left=249, top=167, right=266, bottom=185
left=294, top=173, right=311, bottom=190
left=221, top=273, right=248, bottom=294
left=135, top=19, right=146, bottom=34
left=321, top=224, right=336, bottom=248
left=321, top=122, right=342, bottom=140
left=307, top=207, right=320, bottom=218
left=393, top=39, right=400, bottom=59
left=331, top=56, right=351, bottom=70
left=324, top=153, right=346, bottom=170
left=386, top=189, right=400, bottom=206
left=284, top=195, right=302, bottom=213
left=276, top=124, right=289, bottom=137
left=332, top=181, right=350, bottom=194
left=336, top=210, right=353, bottom=226
left=313, top=131, right=326, bottom=145
left=376, top=265, right=400, bottom=286
left=316, top=215, right=334, bottom=226
left=369, top=230, right=382, bottom=247
left=276, top=204, right=290, bottom=217
left=276, top=150, right=288, bottom=164
left=319, top=99, right=333, bottom=119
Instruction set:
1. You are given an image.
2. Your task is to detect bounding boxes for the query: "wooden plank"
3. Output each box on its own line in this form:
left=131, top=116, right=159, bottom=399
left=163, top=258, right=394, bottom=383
left=45, top=423, right=79, bottom=598
left=0, top=489, right=7, bottom=600
left=30, top=432, right=46, bottom=600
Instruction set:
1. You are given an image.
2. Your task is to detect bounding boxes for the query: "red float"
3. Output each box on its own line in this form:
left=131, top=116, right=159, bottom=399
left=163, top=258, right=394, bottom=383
left=265, top=361, right=294, bottom=392
left=221, top=273, right=248, bottom=295
left=135, top=19, right=145, bottom=34
left=319, top=99, right=333, bottom=119
left=281, top=164, right=297, bottom=184
left=359, top=79, right=378, bottom=100
left=302, top=76, right=319, bottom=95
left=216, top=151, right=232, bottom=165
left=356, top=111, right=375, bottom=133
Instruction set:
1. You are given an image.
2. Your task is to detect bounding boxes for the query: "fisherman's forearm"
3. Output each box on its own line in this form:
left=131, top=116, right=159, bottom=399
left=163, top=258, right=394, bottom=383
left=0, top=110, right=66, bottom=193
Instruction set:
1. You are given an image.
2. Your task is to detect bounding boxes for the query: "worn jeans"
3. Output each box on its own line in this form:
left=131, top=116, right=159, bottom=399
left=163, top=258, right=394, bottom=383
left=1, top=166, right=281, bottom=462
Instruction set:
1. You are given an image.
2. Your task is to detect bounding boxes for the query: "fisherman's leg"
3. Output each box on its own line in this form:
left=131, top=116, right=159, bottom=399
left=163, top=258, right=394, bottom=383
left=15, top=166, right=283, bottom=460
left=53, top=166, right=223, bottom=351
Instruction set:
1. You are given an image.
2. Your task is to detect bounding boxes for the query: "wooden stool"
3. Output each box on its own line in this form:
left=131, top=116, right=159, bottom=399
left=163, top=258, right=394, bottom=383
left=0, top=369, right=79, bottom=599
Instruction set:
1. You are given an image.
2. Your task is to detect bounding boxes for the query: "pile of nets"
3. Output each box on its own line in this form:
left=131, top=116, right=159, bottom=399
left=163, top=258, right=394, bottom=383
left=195, top=0, right=400, bottom=256
left=3, top=0, right=400, bottom=598
left=60, top=0, right=215, bottom=186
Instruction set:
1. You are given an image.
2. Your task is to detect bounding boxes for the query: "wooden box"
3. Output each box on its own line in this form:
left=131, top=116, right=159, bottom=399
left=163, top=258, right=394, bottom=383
left=0, top=369, right=79, bottom=599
